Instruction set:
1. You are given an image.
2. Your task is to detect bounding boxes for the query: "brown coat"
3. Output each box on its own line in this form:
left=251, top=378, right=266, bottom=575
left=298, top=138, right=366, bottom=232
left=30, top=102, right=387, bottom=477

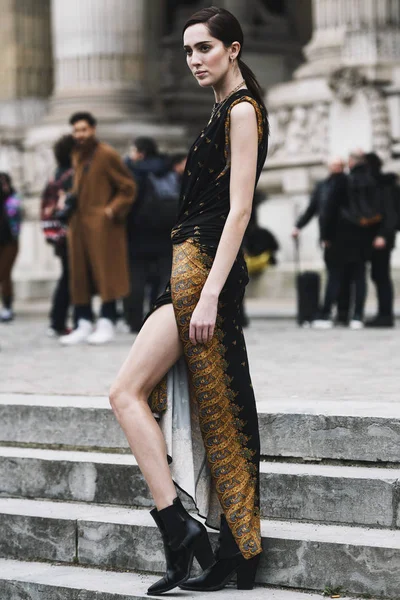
left=68, top=141, right=136, bottom=305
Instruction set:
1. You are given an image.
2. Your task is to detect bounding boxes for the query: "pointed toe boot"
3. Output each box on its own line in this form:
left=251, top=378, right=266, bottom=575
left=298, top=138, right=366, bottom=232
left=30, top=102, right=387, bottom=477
left=179, top=514, right=261, bottom=592
left=147, top=497, right=214, bottom=595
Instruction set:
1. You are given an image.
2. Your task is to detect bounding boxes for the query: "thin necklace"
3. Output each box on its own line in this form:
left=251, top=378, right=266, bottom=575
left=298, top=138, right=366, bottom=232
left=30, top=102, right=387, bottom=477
left=209, top=80, right=246, bottom=121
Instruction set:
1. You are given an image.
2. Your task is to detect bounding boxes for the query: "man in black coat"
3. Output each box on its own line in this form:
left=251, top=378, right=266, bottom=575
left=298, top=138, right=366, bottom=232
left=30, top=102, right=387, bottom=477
left=292, top=158, right=349, bottom=327
left=364, top=152, right=398, bottom=327
left=315, top=152, right=373, bottom=329
left=292, top=158, right=345, bottom=240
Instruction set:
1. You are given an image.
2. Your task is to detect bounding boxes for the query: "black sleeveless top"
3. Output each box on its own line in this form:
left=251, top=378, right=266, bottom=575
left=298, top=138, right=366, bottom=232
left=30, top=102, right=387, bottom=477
left=171, top=89, right=269, bottom=247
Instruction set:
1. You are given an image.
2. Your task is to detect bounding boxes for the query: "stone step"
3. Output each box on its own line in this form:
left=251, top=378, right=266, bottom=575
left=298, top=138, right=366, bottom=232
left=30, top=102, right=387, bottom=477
left=1, top=446, right=399, bottom=528
left=0, top=559, right=358, bottom=600
left=2, top=393, right=400, bottom=462
left=0, top=498, right=399, bottom=598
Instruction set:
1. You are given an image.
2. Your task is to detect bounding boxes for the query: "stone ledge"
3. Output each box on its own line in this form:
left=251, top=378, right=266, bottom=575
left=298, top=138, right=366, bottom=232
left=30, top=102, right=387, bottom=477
left=2, top=394, right=400, bottom=462
left=0, top=447, right=399, bottom=528
left=0, top=499, right=399, bottom=597
left=0, top=559, right=350, bottom=600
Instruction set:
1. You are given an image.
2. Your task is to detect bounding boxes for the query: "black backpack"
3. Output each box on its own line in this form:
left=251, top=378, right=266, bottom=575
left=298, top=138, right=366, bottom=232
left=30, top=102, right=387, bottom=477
left=132, top=171, right=180, bottom=232
left=342, top=170, right=382, bottom=227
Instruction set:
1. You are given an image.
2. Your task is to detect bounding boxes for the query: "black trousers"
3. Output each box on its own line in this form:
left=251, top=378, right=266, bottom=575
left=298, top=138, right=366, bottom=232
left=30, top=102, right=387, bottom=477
left=370, top=247, right=394, bottom=317
left=50, top=242, right=73, bottom=331
left=124, top=251, right=173, bottom=332
left=74, top=300, right=118, bottom=324
left=322, top=262, right=366, bottom=320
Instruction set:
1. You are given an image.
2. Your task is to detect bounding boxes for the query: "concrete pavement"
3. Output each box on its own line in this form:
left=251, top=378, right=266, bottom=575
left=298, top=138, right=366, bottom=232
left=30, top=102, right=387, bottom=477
left=1, top=313, right=398, bottom=404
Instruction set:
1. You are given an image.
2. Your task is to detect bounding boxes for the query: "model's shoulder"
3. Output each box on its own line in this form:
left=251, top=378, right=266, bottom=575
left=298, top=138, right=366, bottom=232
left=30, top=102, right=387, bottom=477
left=229, top=99, right=258, bottom=120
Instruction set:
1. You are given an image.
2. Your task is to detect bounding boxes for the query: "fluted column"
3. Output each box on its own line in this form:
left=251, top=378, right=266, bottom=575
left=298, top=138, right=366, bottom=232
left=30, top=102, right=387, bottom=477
left=297, top=0, right=400, bottom=78
left=0, top=0, right=52, bottom=127
left=48, top=0, right=162, bottom=122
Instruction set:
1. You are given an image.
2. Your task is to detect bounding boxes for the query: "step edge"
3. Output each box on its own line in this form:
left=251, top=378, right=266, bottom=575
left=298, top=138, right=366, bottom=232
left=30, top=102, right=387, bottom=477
left=0, top=498, right=399, bottom=549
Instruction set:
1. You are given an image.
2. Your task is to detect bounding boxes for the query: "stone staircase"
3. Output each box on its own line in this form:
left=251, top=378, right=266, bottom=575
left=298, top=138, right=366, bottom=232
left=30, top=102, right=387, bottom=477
left=0, top=393, right=400, bottom=599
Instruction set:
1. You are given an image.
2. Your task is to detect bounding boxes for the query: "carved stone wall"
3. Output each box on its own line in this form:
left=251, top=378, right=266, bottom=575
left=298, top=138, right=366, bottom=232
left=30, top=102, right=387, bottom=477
left=259, top=0, right=400, bottom=299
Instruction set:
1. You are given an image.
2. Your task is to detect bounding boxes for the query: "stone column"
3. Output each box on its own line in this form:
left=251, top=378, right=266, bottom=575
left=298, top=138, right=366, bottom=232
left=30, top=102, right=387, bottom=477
left=0, top=0, right=52, bottom=128
left=48, top=0, right=162, bottom=122
left=298, top=0, right=400, bottom=78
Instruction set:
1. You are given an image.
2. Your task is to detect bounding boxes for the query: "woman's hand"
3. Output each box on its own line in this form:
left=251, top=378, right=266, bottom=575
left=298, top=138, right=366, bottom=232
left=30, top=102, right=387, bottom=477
left=43, top=205, right=54, bottom=217
left=373, top=236, right=386, bottom=249
left=57, top=190, right=67, bottom=210
left=189, top=292, right=218, bottom=345
left=104, top=206, right=114, bottom=220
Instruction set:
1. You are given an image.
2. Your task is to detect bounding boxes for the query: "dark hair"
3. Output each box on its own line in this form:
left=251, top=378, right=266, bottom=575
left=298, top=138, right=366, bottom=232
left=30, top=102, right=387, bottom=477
left=53, top=134, right=75, bottom=169
left=365, top=152, right=383, bottom=177
left=69, top=111, right=97, bottom=127
left=170, top=152, right=187, bottom=167
left=133, top=137, right=159, bottom=158
left=183, top=6, right=266, bottom=111
left=0, top=172, right=15, bottom=200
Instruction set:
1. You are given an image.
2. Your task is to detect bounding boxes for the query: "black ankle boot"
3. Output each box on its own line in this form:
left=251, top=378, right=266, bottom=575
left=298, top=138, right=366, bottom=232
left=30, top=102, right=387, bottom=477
left=147, top=497, right=214, bottom=595
left=179, top=514, right=261, bottom=592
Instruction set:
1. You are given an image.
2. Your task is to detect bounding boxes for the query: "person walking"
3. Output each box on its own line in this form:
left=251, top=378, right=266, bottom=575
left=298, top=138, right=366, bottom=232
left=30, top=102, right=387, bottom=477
left=364, top=152, right=399, bottom=328
left=59, top=112, right=136, bottom=346
left=41, top=134, right=76, bottom=336
left=0, top=173, right=22, bottom=322
left=315, top=152, right=378, bottom=329
left=109, top=7, right=268, bottom=595
left=124, top=138, right=180, bottom=332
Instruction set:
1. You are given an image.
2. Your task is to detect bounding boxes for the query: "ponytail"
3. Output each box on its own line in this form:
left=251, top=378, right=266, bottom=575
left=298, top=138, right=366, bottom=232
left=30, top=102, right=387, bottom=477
left=238, top=59, right=266, bottom=113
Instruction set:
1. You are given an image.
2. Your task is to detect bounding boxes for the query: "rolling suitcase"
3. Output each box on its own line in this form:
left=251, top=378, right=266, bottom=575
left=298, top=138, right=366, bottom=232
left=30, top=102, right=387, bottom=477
left=294, top=239, right=320, bottom=325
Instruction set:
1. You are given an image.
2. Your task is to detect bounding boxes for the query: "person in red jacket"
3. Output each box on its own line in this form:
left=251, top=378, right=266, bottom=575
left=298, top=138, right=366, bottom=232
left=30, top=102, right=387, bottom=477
left=41, top=134, right=76, bottom=336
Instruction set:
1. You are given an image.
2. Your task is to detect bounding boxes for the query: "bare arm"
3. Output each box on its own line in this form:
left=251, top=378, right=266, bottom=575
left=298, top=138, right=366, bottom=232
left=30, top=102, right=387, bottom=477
left=189, top=101, right=258, bottom=344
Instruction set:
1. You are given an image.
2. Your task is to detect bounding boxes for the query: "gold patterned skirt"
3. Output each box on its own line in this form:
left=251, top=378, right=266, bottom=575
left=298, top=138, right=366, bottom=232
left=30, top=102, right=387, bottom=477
left=149, top=238, right=262, bottom=560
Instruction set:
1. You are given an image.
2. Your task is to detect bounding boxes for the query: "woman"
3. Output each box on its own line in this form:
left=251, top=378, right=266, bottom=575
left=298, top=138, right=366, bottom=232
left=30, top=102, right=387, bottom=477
left=41, top=134, right=75, bottom=336
left=0, top=173, right=22, bottom=322
left=110, top=6, right=268, bottom=595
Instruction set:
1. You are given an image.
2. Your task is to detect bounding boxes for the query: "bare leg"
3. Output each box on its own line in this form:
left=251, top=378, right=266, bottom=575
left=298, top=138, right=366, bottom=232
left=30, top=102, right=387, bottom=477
left=110, top=304, right=182, bottom=510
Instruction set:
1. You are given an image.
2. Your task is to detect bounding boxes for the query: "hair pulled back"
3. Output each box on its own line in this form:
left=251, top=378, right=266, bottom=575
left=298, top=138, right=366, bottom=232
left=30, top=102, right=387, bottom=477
left=183, top=6, right=266, bottom=111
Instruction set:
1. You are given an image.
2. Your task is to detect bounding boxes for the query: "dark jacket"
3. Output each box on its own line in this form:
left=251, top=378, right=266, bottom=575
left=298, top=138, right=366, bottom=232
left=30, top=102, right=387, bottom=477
left=370, top=172, right=399, bottom=250
left=320, top=168, right=371, bottom=265
left=297, top=174, right=345, bottom=238
left=0, top=193, right=22, bottom=246
left=297, top=179, right=325, bottom=233
left=125, top=155, right=175, bottom=256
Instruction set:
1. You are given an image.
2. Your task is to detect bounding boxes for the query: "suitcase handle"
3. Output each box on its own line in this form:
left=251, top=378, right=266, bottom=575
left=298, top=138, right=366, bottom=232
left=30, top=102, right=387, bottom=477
left=294, top=237, right=301, bottom=275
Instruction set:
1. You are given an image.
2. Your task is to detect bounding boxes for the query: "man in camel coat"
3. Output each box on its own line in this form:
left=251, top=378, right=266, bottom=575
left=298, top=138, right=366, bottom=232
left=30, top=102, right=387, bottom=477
left=60, top=111, right=136, bottom=345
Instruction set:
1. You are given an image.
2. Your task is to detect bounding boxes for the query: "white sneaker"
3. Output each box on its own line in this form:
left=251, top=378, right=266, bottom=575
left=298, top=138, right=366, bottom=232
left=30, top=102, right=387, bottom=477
left=87, top=318, right=115, bottom=345
left=350, top=319, right=364, bottom=330
left=311, top=319, right=334, bottom=330
left=0, top=308, right=14, bottom=322
left=115, top=320, right=131, bottom=334
left=60, top=319, right=93, bottom=345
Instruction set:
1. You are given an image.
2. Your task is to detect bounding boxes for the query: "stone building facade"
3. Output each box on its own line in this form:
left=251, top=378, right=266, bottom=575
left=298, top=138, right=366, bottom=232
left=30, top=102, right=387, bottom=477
left=0, top=0, right=399, bottom=299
